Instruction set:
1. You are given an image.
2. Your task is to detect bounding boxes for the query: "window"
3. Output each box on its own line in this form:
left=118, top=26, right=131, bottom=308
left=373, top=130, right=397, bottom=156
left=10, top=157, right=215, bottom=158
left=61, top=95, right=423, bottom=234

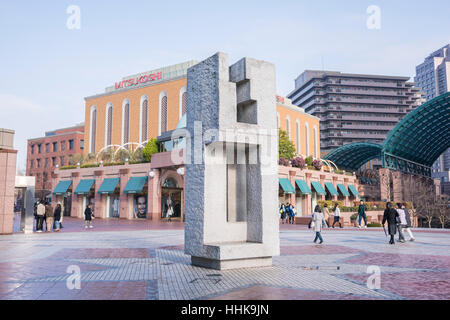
left=296, top=120, right=301, bottom=154
left=305, top=122, right=310, bottom=156
left=52, top=142, right=58, bottom=152
left=36, top=173, right=40, bottom=183
left=122, top=99, right=130, bottom=147
left=31, top=144, right=35, bottom=154
left=45, top=158, right=49, bottom=168
left=80, top=140, right=84, bottom=150
left=37, top=144, right=41, bottom=153
left=159, top=91, right=168, bottom=134
left=140, top=96, right=148, bottom=143
left=69, top=140, right=74, bottom=150
left=285, top=116, right=291, bottom=139
left=90, top=106, right=97, bottom=153
left=60, top=156, right=65, bottom=166
left=61, top=141, right=66, bottom=151
left=179, top=87, right=187, bottom=118
left=43, top=172, right=48, bottom=183
left=37, top=159, right=41, bottom=168
left=52, top=157, right=57, bottom=167
left=313, top=126, right=318, bottom=159
left=30, top=160, right=34, bottom=169
left=105, top=103, right=113, bottom=147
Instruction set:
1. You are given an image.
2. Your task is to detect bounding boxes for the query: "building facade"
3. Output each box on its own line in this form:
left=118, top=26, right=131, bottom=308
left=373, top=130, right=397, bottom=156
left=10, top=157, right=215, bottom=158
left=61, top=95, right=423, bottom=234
left=84, top=61, right=197, bottom=156
left=26, top=124, right=85, bottom=199
left=287, top=71, right=424, bottom=158
left=51, top=59, right=330, bottom=221
left=415, top=44, right=450, bottom=194
left=84, top=62, right=321, bottom=159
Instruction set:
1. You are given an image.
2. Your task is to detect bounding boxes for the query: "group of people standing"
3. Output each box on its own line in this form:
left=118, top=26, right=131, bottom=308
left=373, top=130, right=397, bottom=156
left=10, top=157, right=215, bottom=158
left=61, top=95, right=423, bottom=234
left=382, top=202, right=415, bottom=244
left=34, top=200, right=63, bottom=232
left=279, top=202, right=297, bottom=224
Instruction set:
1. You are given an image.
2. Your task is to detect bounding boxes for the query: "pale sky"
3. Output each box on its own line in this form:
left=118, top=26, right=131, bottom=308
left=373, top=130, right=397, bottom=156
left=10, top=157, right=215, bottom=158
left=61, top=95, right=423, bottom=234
left=1, top=0, right=449, bottom=172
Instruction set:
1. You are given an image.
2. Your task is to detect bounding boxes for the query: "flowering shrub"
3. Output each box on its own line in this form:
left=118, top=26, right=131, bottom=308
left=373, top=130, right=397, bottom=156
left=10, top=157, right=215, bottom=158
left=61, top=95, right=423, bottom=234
left=278, top=157, right=290, bottom=166
left=312, top=159, right=322, bottom=170
left=291, top=156, right=305, bottom=168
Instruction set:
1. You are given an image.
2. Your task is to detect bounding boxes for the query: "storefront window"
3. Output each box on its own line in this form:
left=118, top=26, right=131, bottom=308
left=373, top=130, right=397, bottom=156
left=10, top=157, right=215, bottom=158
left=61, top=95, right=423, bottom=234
left=161, top=178, right=182, bottom=219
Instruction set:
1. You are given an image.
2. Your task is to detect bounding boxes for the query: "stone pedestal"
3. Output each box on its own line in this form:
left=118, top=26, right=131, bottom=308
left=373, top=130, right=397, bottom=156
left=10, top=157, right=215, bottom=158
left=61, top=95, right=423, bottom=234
left=184, top=52, right=279, bottom=270
left=0, top=149, right=17, bottom=234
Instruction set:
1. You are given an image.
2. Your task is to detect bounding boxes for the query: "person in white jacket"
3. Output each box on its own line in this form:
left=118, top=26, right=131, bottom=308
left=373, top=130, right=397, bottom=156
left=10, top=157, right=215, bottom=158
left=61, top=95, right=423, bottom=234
left=312, top=205, right=326, bottom=244
left=332, top=203, right=343, bottom=228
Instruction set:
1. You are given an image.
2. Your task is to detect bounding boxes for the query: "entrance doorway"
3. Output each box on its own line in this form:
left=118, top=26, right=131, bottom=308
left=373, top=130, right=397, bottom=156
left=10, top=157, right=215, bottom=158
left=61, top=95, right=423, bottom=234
left=106, top=195, right=120, bottom=218
left=161, top=188, right=182, bottom=220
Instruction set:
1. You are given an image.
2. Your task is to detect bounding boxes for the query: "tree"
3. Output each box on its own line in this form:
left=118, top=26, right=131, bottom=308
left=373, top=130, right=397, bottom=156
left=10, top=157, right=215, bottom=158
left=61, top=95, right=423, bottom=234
left=278, top=129, right=296, bottom=160
left=434, top=196, right=450, bottom=229
left=142, top=138, right=159, bottom=162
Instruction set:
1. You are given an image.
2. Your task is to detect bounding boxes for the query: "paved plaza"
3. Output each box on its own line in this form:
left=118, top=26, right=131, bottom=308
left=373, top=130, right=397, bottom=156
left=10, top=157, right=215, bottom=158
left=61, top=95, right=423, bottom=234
left=1, top=216, right=449, bottom=300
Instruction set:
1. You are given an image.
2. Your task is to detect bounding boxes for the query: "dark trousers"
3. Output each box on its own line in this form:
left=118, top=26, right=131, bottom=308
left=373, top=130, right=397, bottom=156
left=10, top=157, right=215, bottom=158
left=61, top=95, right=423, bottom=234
left=332, top=216, right=342, bottom=228
left=314, top=232, right=323, bottom=243
left=36, top=216, right=44, bottom=231
left=358, top=214, right=367, bottom=226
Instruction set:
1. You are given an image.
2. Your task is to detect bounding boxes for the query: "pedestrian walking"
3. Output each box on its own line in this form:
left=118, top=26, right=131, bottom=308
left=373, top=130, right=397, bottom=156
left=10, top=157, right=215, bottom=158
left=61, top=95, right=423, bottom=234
left=395, top=203, right=407, bottom=243
left=284, top=202, right=290, bottom=224
left=312, top=205, right=325, bottom=244
left=290, top=204, right=297, bottom=224
left=84, top=204, right=94, bottom=229
left=332, top=203, right=342, bottom=228
left=53, top=202, right=62, bottom=232
left=44, top=201, right=54, bottom=232
left=382, top=202, right=400, bottom=245
left=401, top=203, right=415, bottom=241
left=36, top=200, right=45, bottom=233
left=357, top=200, right=368, bottom=228
left=323, top=204, right=330, bottom=228
left=280, top=203, right=286, bottom=224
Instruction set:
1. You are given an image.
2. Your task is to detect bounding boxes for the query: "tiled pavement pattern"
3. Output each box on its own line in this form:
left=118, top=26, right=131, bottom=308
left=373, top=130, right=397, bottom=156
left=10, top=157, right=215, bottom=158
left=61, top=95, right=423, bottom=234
left=1, top=218, right=449, bottom=300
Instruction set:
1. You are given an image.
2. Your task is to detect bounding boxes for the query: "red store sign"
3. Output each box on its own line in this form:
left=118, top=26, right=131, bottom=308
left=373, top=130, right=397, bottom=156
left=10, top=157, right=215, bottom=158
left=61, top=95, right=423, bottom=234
left=115, top=72, right=163, bottom=89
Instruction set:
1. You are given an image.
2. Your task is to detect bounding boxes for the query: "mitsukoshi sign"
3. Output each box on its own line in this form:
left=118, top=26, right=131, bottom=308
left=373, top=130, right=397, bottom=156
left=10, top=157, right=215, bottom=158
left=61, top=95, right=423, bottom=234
left=115, top=72, right=163, bottom=90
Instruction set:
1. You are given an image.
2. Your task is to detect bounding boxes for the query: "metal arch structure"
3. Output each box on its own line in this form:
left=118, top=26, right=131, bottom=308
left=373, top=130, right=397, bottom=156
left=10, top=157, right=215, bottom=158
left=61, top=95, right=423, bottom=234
left=323, top=142, right=383, bottom=171
left=382, top=92, right=450, bottom=177
left=322, top=92, right=450, bottom=177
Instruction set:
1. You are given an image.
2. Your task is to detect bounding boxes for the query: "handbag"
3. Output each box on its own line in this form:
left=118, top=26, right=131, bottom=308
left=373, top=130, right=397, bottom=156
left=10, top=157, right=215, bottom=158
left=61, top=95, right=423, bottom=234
left=311, top=220, right=315, bottom=228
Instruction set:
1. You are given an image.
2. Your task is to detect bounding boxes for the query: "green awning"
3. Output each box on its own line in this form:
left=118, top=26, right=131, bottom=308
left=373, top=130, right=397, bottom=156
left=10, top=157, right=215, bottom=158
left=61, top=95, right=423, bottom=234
left=97, top=178, right=120, bottom=194
left=124, top=176, right=148, bottom=194
left=279, top=178, right=295, bottom=194
left=295, top=179, right=312, bottom=195
left=337, top=184, right=350, bottom=197
left=324, top=182, right=338, bottom=196
left=348, top=185, right=360, bottom=197
left=74, top=179, right=95, bottom=195
left=53, top=180, right=72, bottom=195
left=310, top=181, right=326, bottom=195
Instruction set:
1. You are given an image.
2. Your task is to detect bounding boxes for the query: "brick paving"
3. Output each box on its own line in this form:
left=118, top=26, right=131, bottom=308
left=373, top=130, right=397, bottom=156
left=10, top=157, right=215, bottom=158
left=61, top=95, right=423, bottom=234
left=1, top=217, right=449, bottom=300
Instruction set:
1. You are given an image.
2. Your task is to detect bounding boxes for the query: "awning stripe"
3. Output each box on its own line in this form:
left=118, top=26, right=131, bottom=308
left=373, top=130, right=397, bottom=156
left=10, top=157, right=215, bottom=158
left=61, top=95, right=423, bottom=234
left=124, top=176, right=148, bottom=194
left=295, top=179, right=312, bottom=195
left=53, top=180, right=72, bottom=195
left=324, top=182, right=338, bottom=196
left=97, top=178, right=120, bottom=194
left=310, top=181, right=326, bottom=195
left=74, top=179, right=95, bottom=195
left=337, top=184, right=350, bottom=197
left=348, top=185, right=360, bottom=197
left=279, top=178, right=296, bottom=194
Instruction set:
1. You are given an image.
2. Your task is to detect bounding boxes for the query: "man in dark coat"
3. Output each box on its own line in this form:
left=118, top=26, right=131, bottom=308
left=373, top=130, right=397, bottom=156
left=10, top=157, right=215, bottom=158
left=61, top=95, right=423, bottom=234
left=382, top=202, right=399, bottom=244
